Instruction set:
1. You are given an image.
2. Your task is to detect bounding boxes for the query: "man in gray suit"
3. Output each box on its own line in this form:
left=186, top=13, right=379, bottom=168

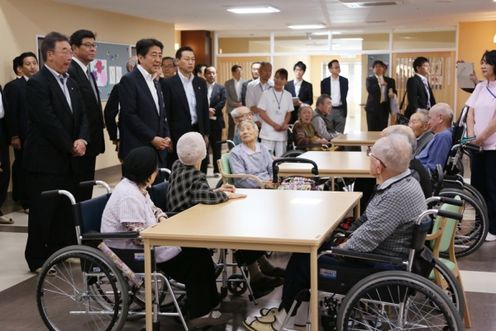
left=224, top=64, right=244, bottom=140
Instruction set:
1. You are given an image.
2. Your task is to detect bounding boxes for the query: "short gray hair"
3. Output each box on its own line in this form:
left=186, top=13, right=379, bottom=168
left=411, top=109, right=429, bottom=125
left=371, top=134, right=412, bottom=173
left=126, top=56, right=138, bottom=72
left=430, top=102, right=453, bottom=126
left=382, top=125, right=417, bottom=155
left=238, top=119, right=258, bottom=132
left=230, top=106, right=251, bottom=119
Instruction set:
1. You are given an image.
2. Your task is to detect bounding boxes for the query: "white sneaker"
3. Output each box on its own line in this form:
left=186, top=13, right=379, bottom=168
left=485, top=233, right=496, bottom=242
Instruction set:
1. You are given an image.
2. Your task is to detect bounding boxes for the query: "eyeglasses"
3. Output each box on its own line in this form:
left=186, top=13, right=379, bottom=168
left=81, top=43, right=97, bottom=49
left=367, top=150, right=387, bottom=169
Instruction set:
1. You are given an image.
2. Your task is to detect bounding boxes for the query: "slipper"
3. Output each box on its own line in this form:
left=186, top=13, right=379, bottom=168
left=259, top=307, right=278, bottom=317
left=243, top=318, right=277, bottom=331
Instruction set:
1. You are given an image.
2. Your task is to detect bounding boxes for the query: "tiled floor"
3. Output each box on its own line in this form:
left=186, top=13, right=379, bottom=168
left=1, top=163, right=495, bottom=330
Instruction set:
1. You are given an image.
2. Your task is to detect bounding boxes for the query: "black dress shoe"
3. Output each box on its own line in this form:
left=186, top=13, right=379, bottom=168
left=262, top=267, right=286, bottom=278
left=250, top=275, right=284, bottom=299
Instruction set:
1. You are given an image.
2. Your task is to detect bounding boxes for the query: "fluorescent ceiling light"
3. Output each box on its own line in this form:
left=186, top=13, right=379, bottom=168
left=288, top=24, right=326, bottom=30
left=312, top=31, right=342, bottom=36
left=227, top=6, right=280, bottom=14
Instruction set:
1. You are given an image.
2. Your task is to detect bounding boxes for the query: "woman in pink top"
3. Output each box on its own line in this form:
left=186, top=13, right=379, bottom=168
left=466, top=50, right=496, bottom=241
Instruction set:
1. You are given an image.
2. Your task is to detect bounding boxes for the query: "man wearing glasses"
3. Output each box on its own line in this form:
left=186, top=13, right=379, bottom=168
left=68, top=29, right=105, bottom=201
left=24, top=32, right=89, bottom=272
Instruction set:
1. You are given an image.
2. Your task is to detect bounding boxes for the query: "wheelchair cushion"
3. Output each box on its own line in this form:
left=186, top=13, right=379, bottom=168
left=148, top=181, right=169, bottom=212
left=79, top=193, right=111, bottom=234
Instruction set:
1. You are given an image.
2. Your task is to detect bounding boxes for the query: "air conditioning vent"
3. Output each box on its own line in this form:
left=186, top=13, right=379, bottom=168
left=339, top=0, right=401, bottom=8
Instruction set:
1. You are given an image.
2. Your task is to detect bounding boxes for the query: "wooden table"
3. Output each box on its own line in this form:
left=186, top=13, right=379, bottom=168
left=331, top=131, right=381, bottom=147
left=277, top=151, right=374, bottom=180
left=142, top=189, right=362, bottom=330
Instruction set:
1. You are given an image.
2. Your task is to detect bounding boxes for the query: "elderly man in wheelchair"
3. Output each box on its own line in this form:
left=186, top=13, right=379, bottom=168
left=243, top=134, right=463, bottom=331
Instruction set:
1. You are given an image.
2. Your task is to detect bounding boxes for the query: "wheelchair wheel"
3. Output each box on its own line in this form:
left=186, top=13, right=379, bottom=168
left=439, top=188, right=489, bottom=257
left=226, top=274, right=248, bottom=295
left=36, top=245, right=129, bottom=331
left=430, top=258, right=465, bottom=319
left=337, top=271, right=462, bottom=330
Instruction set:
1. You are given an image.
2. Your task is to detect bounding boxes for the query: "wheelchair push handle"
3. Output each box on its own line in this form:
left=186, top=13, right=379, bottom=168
left=79, top=180, right=112, bottom=194
left=272, top=157, right=319, bottom=182
left=41, top=189, right=76, bottom=205
left=426, top=196, right=464, bottom=207
left=436, top=209, right=463, bottom=221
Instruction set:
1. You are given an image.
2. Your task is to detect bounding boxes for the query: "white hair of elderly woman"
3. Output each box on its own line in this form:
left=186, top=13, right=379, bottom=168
left=371, top=134, right=412, bottom=173
left=176, top=132, right=207, bottom=166
left=230, top=106, right=251, bottom=119
left=382, top=125, right=417, bottom=154
left=238, top=119, right=258, bottom=131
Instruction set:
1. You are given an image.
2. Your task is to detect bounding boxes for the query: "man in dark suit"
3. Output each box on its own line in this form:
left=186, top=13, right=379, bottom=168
left=365, top=60, right=397, bottom=131
left=224, top=64, right=244, bottom=140
left=69, top=30, right=105, bottom=201
left=161, top=46, right=210, bottom=173
left=405, top=56, right=436, bottom=118
left=204, top=66, right=226, bottom=176
left=241, top=61, right=261, bottom=106
left=119, top=39, right=171, bottom=180
left=24, top=32, right=89, bottom=271
left=0, top=85, right=11, bottom=224
left=103, top=56, right=137, bottom=156
left=320, top=59, right=349, bottom=133
left=4, top=52, right=39, bottom=213
left=285, top=61, right=313, bottom=124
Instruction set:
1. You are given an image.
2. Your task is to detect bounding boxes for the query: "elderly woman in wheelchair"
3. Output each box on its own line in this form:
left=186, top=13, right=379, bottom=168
left=100, top=146, right=233, bottom=329
left=243, top=134, right=464, bottom=331
left=229, top=120, right=275, bottom=189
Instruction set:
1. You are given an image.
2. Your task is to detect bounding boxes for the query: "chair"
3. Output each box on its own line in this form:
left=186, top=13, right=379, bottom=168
left=426, top=198, right=472, bottom=328
left=217, top=153, right=265, bottom=188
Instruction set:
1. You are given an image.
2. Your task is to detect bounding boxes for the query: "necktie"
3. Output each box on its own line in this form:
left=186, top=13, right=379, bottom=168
left=86, top=67, right=98, bottom=100
left=153, top=80, right=162, bottom=115
left=378, top=76, right=386, bottom=103
left=423, top=79, right=431, bottom=109
left=59, top=77, right=72, bottom=112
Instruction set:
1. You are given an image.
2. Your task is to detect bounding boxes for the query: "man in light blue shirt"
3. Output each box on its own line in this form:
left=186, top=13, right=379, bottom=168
left=416, top=103, right=453, bottom=173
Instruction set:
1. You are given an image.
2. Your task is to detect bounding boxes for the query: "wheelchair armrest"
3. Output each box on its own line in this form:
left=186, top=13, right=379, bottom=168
left=320, top=248, right=404, bottom=265
left=82, top=231, right=140, bottom=240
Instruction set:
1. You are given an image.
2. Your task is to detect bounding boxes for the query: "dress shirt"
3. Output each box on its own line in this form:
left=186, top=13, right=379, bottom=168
left=137, top=64, right=159, bottom=114
left=330, top=76, right=342, bottom=107
left=0, top=89, right=4, bottom=119
left=73, top=56, right=98, bottom=100
left=207, top=82, right=216, bottom=119
left=45, top=64, right=72, bottom=111
left=294, top=79, right=302, bottom=97
left=376, top=75, right=387, bottom=103
left=234, top=78, right=242, bottom=100
left=178, top=70, right=197, bottom=125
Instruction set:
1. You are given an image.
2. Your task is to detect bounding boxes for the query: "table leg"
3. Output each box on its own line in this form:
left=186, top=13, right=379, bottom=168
left=310, top=248, right=318, bottom=330
left=144, top=240, right=152, bottom=330
left=354, top=200, right=360, bottom=219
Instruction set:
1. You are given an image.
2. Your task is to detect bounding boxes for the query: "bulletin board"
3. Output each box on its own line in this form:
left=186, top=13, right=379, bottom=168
left=36, top=35, right=132, bottom=101
left=89, top=42, right=132, bottom=101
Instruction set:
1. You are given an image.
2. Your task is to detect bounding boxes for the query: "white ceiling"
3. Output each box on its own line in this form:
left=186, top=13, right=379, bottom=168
left=54, top=0, right=496, bottom=33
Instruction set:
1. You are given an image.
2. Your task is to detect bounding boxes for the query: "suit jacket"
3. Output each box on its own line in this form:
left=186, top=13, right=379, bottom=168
left=224, top=78, right=244, bottom=113
left=241, top=79, right=253, bottom=106
left=320, top=75, right=349, bottom=116
left=23, top=66, right=89, bottom=175
left=104, top=83, right=120, bottom=141
left=162, top=74, right=209, bottom=143
left=0, top=86, right=8, bottom=143
left=405, top=74, right=436, bottom=118
left=68, top=60, right=105, bottom=156
left=285, top=80, right=313, bottom=106
left=3, top=77, right=30, bottom=142
left=118, top=67, right=170, bottom=161
left=208, top=83, right=226, bottom=129
left=365, top=76, right=397, bottom=113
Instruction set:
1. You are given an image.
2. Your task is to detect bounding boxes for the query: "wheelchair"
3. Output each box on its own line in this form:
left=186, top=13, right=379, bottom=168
left=283, top=204, right=465, bottom=330
left=431, top=105, right=489, bottom=257
left=35, top=180, right=188, bottom=331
